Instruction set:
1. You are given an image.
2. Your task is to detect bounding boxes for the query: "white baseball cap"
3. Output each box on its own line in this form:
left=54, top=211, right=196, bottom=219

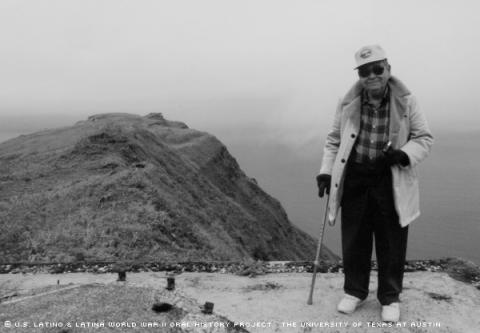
left=354, top=44, right=387, bottom=69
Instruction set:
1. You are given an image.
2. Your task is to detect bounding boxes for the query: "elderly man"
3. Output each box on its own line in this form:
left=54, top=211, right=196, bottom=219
left=316, top=45, right=433, bottom=322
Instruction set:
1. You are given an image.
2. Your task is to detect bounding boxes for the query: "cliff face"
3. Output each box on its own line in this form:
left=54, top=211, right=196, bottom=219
left=0, top=113, right=337, bottom=263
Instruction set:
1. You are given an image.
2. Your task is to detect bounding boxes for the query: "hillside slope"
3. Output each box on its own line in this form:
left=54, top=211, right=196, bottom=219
left=0, top=113, right=336, bottom=263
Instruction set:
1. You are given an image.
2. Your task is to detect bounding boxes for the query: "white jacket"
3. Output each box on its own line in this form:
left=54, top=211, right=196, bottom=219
left=319, top=76, right=434, bottom=227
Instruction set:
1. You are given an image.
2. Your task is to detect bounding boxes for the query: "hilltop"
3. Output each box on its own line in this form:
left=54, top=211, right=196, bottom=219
left=0, top=113, right=336, bottom=263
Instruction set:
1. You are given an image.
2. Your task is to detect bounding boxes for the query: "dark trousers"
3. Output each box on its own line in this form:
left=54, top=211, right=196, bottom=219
left=341, top=161, right=408, bottom=305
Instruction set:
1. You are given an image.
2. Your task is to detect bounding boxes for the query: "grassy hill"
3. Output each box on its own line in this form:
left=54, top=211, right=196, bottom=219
left=0, top=113, right=337, bottom=263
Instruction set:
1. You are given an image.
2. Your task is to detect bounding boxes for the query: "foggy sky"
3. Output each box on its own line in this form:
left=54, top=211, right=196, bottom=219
left=1, top=0, right=479, bottom=144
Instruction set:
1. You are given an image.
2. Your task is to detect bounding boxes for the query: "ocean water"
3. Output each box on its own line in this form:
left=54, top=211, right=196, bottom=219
left=226, top=131, right=480, bottom=265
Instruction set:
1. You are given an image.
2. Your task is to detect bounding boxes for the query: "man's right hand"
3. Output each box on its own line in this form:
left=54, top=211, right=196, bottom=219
left=316, top=174, right=331, bottom=198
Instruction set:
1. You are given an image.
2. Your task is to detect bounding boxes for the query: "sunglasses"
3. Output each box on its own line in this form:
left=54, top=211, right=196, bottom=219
left=358, top=65, right=385, bottom=78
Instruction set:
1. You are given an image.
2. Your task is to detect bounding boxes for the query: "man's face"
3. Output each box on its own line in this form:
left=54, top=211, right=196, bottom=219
left=357, top=60, right=391, bottom=93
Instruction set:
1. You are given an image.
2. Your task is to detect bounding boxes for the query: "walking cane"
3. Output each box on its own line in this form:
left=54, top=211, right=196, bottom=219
left=307, top=194, right=330, bottom=305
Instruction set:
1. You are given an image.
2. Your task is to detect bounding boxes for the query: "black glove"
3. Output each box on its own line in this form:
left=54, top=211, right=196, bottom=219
left=316, top=174, right=331, bottom=198
left=384, top=149, right=410, bottom=167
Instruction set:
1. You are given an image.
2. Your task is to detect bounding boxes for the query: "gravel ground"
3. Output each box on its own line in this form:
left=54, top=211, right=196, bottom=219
left=1, top=269, right=480, bottom=333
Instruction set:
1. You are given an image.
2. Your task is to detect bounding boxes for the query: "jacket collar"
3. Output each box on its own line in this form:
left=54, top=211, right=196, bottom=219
left=341, top=75, right=410, bottom=106
left=340, top=75, right=411, bottom=143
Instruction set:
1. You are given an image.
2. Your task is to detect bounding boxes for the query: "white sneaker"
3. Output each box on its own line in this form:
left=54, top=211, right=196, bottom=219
left=337, top=294, right=364, bottom=314
left=381, top=302, right=400, bottom=322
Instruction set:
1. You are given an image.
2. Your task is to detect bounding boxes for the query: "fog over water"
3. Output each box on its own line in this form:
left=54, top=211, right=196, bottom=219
left=221, top=130, right=480, bottom=265
left=1, top=1, right=479, bottom=262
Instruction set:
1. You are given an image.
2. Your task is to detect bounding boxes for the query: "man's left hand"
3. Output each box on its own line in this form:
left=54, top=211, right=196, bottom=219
left=384, top=149, right=410, bottom=166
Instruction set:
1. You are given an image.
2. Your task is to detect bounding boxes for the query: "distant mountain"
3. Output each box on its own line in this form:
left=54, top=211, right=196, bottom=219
left=0, top=113, right=337, bottom=263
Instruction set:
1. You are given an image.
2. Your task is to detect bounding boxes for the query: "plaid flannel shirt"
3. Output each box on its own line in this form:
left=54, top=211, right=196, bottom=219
left=353, top=86, right=390, bottom=164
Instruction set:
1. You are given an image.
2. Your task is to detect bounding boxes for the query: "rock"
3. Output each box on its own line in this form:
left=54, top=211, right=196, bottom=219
left=10, top=268, right=21, bottom=274
left=427, top=292, right=452, bottom=302
left=152, top=302, right=174, bottom=313
left=97, top=267, right=108, bottom=273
